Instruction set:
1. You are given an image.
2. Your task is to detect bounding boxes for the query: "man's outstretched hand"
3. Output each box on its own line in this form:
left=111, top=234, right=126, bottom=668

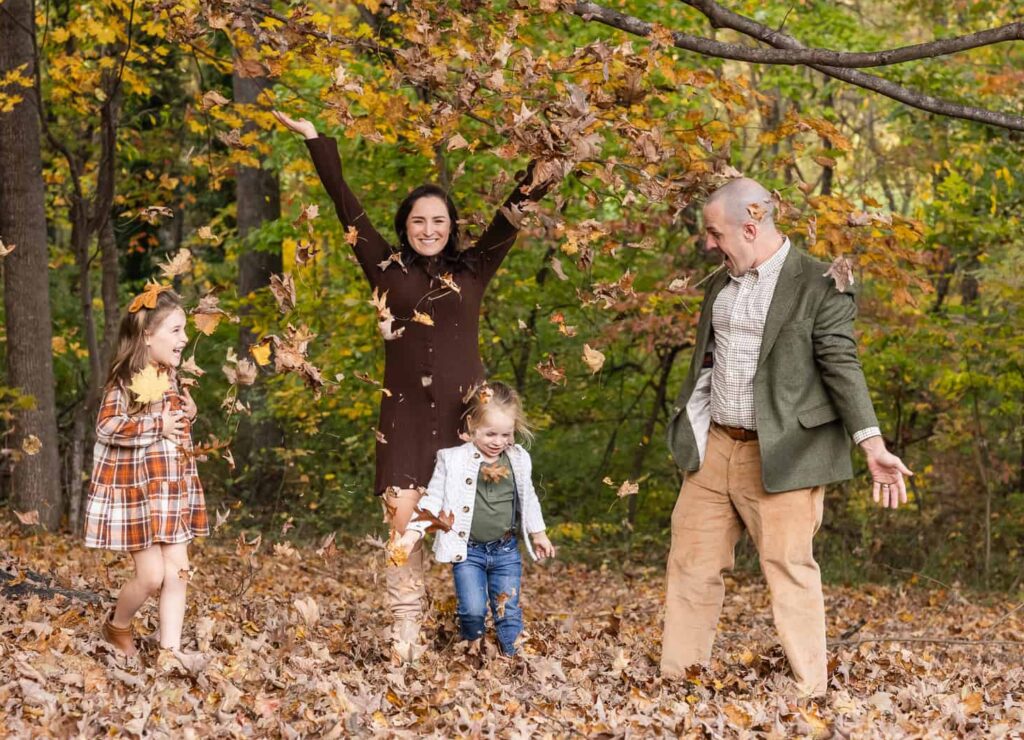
left=860, top=436, right=913, bottom=509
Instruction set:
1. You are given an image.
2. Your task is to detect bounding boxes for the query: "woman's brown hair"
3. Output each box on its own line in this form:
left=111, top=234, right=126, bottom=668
left=106, top=290, right=184, bottom=389
left=464, top=381, right=534, bottom=447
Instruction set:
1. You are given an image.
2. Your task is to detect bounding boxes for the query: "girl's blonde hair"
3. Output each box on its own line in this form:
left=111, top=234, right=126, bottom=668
left=464, top=381, right=534, bottom=447
left=106, top=290, right=184, bottom=389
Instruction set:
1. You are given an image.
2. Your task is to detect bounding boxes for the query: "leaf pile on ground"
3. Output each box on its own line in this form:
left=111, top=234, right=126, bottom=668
left=1, top=523, right=1021, bottom=737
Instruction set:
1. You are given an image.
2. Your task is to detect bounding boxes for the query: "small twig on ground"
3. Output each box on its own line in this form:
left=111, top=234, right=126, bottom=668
left=831, top=635, right=1023, bottom=647
left=978, top=600, right=1024, bottom=638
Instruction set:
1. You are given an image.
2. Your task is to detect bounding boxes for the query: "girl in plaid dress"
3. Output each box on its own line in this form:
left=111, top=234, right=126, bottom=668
left=84, top=289, right=208, bottom=657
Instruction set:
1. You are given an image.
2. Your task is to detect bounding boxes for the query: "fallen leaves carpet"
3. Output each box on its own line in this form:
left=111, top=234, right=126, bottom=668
left=1, top=525, right=1021, bottom=738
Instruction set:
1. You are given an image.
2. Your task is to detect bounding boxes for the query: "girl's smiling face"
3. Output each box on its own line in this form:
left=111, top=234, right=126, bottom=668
left=405, top=196, right=451, bottom=256
left=470, top=406, right=516, bottom=459
left=146, top=307, right=188, bottom=368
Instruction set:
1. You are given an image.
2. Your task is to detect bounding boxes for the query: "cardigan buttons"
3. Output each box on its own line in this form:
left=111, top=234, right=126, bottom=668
left=458, top=531, right=466, bottom=538
left=465, top=477, right=473, bottom=485
left=462, top=505, right=470, bottom=513
left=454, top=555, right=463, bottom=562
left=473, top=452, right=480, bottom=459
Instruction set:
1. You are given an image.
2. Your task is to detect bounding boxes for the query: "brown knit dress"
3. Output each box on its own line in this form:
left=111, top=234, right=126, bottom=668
left=305, top=137, right=547, bottom=495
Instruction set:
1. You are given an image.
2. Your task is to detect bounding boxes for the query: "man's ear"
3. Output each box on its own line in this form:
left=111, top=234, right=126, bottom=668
left=742, top=221, right=758, bottom=241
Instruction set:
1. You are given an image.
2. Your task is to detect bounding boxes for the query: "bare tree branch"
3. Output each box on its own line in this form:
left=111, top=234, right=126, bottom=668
left=569, top=0, right=1024, bottom=131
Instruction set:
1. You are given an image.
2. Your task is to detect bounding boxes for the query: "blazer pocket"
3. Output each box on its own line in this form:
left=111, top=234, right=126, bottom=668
left=797, top=402, right=839, bottom=428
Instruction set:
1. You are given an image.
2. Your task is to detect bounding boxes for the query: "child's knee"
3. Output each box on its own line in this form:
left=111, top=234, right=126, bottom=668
left=138, top=570, right=165, bottom=595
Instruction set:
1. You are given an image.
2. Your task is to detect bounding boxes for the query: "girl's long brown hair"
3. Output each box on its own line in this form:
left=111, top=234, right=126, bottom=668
left=106, top=290, right=184, bottom=390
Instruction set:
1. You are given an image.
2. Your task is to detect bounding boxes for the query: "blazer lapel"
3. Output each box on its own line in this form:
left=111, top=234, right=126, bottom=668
left=695, top=269, right=730, bottom=358
left=757, top=247, right=803, bottom=366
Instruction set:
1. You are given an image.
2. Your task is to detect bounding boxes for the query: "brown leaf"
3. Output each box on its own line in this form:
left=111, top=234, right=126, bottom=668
left=481, top=463, right=510, bottom=483
left=0, top=237, right=16, bottom=257
left=582, top=344, right=605, bottom=374
left=200, top=90, right=230, bottom=110
left=412, top=311, right=434, bottom=326
left=20, top=434, right=42, bottom=456
left=411, top=507, right=455, bottom=533
left=128, top=282, right=172, bottom=313
left=345, top=225, right=359, bottom=246
left=824, top=255, right=856, bottom=292
left=550, top=256, right=569, bottom=281
left=535, top=355, right=566, bottom=385
left=13, top=509, right=40, bottom=526
left=616, top=480, right=639, bottom=497
left=269, top=273, right=296, bottom=314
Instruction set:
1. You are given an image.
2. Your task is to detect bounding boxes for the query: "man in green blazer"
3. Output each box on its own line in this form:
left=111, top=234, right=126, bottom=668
left=662, top=178, right=912, bottom=696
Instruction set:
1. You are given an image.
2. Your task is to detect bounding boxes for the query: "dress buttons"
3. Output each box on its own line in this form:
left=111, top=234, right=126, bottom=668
left=462, top=505, right=470, bottom=513
left=465, top=477, right=473, bottom=485
left=430, top=402, right=436, bottom=409
left=432, top=430, right=437, bottom=436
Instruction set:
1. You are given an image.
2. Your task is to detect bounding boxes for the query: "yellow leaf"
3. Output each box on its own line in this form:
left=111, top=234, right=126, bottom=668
left=250, top=341, right=272, bottom=366
left=412, top=311, right=434, bottom=326
left=128, top=365, right=170, bottom=404
left=193, top=312, right=222, bottom=336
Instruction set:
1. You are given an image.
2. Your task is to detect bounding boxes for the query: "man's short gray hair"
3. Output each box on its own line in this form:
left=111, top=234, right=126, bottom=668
left=705, top=178, right=775, bottom=228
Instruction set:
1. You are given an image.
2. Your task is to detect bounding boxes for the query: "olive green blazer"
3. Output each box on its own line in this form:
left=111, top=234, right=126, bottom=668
left=666, top=247, right=880, bottom=492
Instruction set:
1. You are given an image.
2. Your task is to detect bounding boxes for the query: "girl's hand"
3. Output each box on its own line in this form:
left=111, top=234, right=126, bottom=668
left=160, top=408, right=186, bottom=443
left=180, top=389, right=197, bottom=421
left=531, top=532, right=556, bottom=560
left=272, top=110, right=319, bottom=140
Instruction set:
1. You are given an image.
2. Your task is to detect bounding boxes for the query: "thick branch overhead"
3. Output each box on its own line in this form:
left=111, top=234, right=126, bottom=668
left=570, top=0, right=1024, bottom=131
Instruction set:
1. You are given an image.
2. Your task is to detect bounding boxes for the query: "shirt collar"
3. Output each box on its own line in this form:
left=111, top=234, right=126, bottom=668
left=748, top=237, right=790, bottom=281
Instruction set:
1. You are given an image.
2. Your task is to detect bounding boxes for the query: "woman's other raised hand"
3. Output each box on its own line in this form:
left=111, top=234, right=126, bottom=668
left=272, top=110, right=318, bottom=140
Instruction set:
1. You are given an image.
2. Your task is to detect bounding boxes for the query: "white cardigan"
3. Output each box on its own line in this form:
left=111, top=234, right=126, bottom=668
left=410, top=442, right=546, bottom=563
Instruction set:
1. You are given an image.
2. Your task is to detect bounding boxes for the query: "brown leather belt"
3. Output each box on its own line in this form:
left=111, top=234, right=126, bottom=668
left=714, top=422, right=759, bottom=442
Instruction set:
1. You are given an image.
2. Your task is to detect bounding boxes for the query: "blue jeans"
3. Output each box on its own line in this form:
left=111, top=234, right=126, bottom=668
left=452, top=535, right=523, bottom=655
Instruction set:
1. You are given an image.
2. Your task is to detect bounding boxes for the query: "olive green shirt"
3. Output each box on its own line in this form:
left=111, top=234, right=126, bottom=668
left=469, top=452, right=516, bottom=542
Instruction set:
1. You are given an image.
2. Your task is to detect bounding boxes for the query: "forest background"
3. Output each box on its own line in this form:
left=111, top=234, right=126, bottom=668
left=2, top=0, right=1022, bottom=593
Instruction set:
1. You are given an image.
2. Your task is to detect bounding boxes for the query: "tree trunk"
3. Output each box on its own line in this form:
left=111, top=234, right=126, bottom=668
left=232, top=59, right=284, bottom=501
left=0, top=0, right=63, bottom=529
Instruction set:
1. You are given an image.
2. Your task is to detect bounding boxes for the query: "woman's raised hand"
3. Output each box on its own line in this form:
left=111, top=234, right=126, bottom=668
left=272, top=110, right=319, bottom=140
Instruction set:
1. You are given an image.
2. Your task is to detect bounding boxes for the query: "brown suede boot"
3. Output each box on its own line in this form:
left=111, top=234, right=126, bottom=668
left=101, top=612, right=137, bottom=657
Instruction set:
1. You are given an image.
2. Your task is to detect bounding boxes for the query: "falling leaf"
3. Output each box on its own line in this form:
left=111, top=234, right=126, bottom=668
left=269, top=273, right=296, bottom=314
left=807, top=214, right=818, bottom=246
left=582, top=344, right=605, bottom=374
left=316, top=531, right=337, bottom=560
left=128, top=366, right=170, bottom=404
left=295, top=240, right=320, bottom=266
left=196, top=225, right=221, bottom=243
left=200, top=90, right=230, bottom=110
left=177, top=566, right=197, bottom=582
left=250, top=340, right=272, bottom=367
left=411, top=507, right=455, bottom=533
left=0, top=238, right=15, bottom=257
left=494, top=589, right=516, bottom=618
left=159, top=249, right=192, bottom=279
left=213, top=506, right=231, bottom=531
left=824, top=255, right=856, bottom=292
left=377, top=252, right=404, bottom=272
left=345, top=225, right=359, bottom=246
left=447, top=133, right=469, bottom=151
left=667, top=275, right=691, bottom=294
left=180, top=355, right=205, bottom=377
left=193, top=313, right=222, bottom=336
left=412, top=311, right=434, bottom=326
left=535, top=355, right=566, bottom=385
left=375, top=429, right=388, bottom=444
left=437, top=272, right=461, bottom=295
left=21, top=435, right=42, bottom=456
left=550, top=257, right=569, bottom=281
left=13, top=509, right=40, bottom=526
left=481, top=463, right=510, bottom=483
left=747, top=202, right=767, bottom=223
left=616, top=480, right=639, bottom=497
left=235, top=532, right=262, bottom=562
left=385, top=531, right=408, bottom=568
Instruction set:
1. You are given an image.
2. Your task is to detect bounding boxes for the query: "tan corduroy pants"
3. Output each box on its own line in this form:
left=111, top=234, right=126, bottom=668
left=383, top=488, right=427, bottom=659
left=662, top=424, right=827, bottom=695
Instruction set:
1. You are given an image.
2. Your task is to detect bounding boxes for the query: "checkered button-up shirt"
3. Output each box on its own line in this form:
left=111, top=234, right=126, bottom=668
left=710, top=239, right=879, bottom=443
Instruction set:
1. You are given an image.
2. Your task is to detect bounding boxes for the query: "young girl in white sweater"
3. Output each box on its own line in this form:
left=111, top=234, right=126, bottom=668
left=399, top=382, right=555, bottom=655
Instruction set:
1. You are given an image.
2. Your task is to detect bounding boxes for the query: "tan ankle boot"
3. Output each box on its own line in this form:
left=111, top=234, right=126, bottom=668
left=102, top=612, right=137, bottom=657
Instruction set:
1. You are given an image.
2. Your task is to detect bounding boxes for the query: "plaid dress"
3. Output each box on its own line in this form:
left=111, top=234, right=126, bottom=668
left=84, top=379, right=209, bottom=551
